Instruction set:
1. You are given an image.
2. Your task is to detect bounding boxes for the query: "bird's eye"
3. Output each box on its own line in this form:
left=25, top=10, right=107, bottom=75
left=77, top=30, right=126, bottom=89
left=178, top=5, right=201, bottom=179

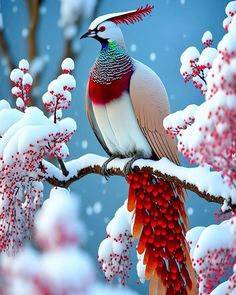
left=99, top=26, right=106, bottom=32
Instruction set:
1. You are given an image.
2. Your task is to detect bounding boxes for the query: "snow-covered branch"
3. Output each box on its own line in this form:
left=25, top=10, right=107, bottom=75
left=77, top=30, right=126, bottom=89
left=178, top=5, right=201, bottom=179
left=43, top=154, right=236, bottom=211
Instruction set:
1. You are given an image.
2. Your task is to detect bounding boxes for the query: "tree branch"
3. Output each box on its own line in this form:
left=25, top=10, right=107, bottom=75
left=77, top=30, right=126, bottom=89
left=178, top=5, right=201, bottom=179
left=27, top=0, right=41, bottom=61
left=26, top=0, right=42, bottom=106
left=42, top=154, right=236, bottom=211
left=0, top=28, right=15, bottom=70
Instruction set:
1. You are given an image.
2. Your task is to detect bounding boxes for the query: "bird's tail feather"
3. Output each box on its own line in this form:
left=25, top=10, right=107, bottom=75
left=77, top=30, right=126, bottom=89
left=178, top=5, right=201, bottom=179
left=127, top=172, right=197, bottom=295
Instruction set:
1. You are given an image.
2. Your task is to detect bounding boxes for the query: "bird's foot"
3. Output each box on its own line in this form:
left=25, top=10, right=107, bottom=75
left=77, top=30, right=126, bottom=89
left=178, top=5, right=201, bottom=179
left=101, top=155, right=118, bottom=180
left=123, top=154, right=143, bottom=180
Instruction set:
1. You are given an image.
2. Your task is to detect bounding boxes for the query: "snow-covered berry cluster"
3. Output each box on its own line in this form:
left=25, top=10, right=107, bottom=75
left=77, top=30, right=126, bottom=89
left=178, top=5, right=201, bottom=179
left=0, top=100, right=76, bottom=254
left=34, top=188, right=85, bottom=251
left=201, top=31, right=213, bottom=48
left=180, top=34, right=217, bottom=95
left=186, top=217, right=236, bottom=294
left=98, top=202, right=133, bottom=285
left=166, top=1, right=236, bottom=189
left=0, top=188, right=138, bottom=295
left=223, top=1, right=236, bottom=31
left=10, top=59, right=33, bottom=111
left=164, top=104, right=197, bottom=138
left=42, top=58, right=76, bottom=119
left=0, top=188, right=96, bottom=295
left=206, top=19, right=236, bottom=100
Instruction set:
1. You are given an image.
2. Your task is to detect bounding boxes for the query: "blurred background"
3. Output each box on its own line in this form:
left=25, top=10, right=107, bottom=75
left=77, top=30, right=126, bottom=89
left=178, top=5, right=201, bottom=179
left=0, top=0, right=229, bottom=294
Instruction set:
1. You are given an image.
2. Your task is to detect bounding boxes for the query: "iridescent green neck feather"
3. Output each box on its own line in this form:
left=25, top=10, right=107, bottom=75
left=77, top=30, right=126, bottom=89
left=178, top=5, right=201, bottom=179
left=90, top=41, right=134, bottom=85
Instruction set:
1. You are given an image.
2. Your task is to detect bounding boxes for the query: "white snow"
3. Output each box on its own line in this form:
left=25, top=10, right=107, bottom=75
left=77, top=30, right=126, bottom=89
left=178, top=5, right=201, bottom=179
left=10, top=69, right=23, bottom=83
left=35, top=188, right=86, bottom=249
left=48, top=79, right=64, bottom=95
left=81, top=139, right=88, bottom=149
left=225, top=1, right=236, bottom=16
left=16, top=97, right=24, bottom=109
left=187, top=207, right=194, bottom=216
left=42, top=91, right=55, bottom=104
left=12, top=5, right=18, bottom=13
left=130, top=44, right=137, bottom=52
left=21, top=28, right=28, bottom=38
left=0, top=106, right=76, bottom=165
left=57, top=73, right=76, bottom=89
left=136, top=254, right=146, bottom=283
left=93, top=201, right=102, bottom=214
left=38, top=247, right=95, bottom=292
left=11, top=86, right=21, bottom=96
left=0, top=99, right=10, bottom=110
left=86, top=206, right=93, bottom=215
left=30, top=55, right=49, bottom=77
left=211, top=281, right=233, bottom=295
left=22, top=73, right=33, bottom=85
left=198, top=47, right=218, bottom=67
left=41, top=153, right=236, bottom=203
left=61, top=57, right=75, bottom=71
left=19, top=59, right=29, bottom=71
left=180, top=46, right=200, bottom=64
left=202, top=30, right=213, bottom=44
left=187, top=220, right=233, bottom=261
left=59, top=0, right=97, bottom=39
left=149, top=52, right=156, bottom=61
left=0, top=108, right=23, bottom=136
left=39, top=5, right=47, bottom=15
left=88, top=283, right=138, bottom=295
left=163, top=104, right=198, bottom=132
left=98, top=201, right=133, bottom=283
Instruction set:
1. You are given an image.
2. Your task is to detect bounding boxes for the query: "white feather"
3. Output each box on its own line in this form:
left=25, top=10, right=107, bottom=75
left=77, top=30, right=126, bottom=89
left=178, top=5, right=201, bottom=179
left=92, top=92, right=152, bottom=157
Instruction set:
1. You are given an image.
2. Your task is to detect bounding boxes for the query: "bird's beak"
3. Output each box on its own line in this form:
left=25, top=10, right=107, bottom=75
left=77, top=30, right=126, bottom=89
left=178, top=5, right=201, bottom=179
left=80, top=30, right=96, bottom=39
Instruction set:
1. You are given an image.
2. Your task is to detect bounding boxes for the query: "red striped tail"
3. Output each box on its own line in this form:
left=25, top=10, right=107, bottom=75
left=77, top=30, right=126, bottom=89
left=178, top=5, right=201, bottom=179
left=127, top=172, right=197, bottom=295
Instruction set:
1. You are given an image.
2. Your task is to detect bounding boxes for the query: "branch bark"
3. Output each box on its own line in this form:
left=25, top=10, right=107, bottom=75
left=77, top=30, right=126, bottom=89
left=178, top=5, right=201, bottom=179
left=0, top=29, right=15, bottom=70
left=43, top=154, right=236, bottom=211
left=26, top=0, right=42, bottom=106
left=27, top=0, right=41, bottom=61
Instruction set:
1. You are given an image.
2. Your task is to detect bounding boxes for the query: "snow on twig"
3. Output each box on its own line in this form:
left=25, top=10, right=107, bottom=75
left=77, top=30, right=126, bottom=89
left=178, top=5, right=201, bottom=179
left=42, top=154, right=236, bottom=211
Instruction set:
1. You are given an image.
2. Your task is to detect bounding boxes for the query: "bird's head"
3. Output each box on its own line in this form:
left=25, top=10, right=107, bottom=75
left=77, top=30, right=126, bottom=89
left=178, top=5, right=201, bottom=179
left=80, top=4, right=154, bottom=47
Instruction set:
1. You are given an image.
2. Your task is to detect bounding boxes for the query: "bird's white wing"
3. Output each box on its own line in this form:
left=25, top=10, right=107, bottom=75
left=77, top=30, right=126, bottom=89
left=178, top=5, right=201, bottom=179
left=129, top=59, right=179, bottom=165
left=86, top=82, right=112, bottom=156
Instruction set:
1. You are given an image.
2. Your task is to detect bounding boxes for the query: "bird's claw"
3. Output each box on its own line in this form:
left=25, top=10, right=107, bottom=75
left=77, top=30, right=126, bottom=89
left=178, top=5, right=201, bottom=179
left=101, top=155, right=118, bottom=180
left=123, top=160, right=133, bottom=180
left=123, top=155, right=143, bottom=180
left=101, top=163, right=110, bottom=180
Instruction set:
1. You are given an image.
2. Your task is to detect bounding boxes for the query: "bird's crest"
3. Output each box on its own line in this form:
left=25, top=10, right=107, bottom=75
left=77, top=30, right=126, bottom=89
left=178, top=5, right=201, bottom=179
left=109, top=4, right=154, bottom=25
left=89, top=4, right=154, bottom=30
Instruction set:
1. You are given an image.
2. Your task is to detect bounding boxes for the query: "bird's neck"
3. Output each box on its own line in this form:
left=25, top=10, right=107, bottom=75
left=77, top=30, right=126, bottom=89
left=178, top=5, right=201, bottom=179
left=90, top=41, right=134, bottom=85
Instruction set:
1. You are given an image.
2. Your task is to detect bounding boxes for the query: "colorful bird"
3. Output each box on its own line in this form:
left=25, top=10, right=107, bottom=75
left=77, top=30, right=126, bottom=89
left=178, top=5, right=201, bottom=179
left=81, top=4, right=196, bottom=295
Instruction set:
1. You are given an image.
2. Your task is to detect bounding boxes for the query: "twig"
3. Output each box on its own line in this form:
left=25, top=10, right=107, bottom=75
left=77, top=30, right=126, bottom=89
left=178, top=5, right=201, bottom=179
left=26, top=0, right=42, bottom=106
left=57, top=158, right=69, bottom=177
left=27, top=0, right=41, bottom=61
left=0, top=12, right=15, bottom=103
left=42, top=154, right=236, bottom=212
left=0, top=29, right=15, bottom=70
left=51, top=97, right=69, bottom=176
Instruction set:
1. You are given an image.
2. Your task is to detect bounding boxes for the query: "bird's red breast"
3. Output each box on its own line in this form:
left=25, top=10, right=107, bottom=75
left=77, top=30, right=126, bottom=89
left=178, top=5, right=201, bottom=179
left=89, top=71, right=133, bottom=105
